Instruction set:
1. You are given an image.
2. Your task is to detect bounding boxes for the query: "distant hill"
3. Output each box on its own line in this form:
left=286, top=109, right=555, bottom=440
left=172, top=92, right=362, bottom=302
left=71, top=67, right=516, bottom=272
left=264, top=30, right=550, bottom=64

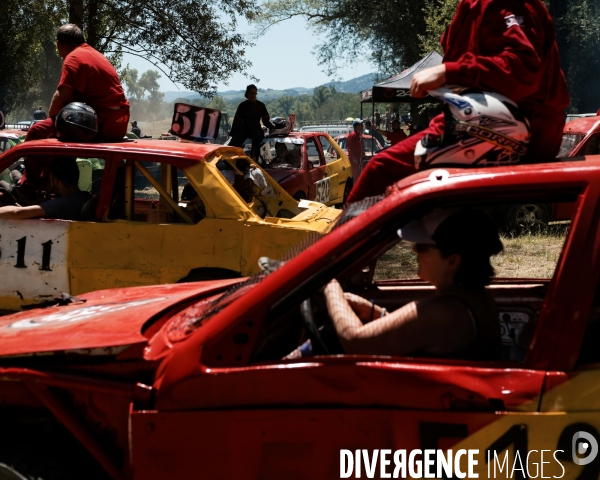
left=162, top=73, right=377, bottom=103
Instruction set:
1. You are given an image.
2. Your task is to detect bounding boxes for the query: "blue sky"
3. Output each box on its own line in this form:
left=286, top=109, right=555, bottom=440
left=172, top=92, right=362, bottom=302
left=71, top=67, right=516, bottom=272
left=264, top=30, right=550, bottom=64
left=122, top=15, right=374, bottom=93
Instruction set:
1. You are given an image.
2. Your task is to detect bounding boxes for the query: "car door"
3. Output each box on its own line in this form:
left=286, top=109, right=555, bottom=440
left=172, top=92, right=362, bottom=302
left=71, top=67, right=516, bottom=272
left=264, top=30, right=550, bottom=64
left=0, top=152, right=109, bottom=310
left=67, top=154, right=246, bottom=294
left=535, top=181, right=600, bottom=479
left=304, top=136, right=327, bottom=202
left=133, top=178, right=590, bottom=479
left=317, top=134, right=349, bottom=205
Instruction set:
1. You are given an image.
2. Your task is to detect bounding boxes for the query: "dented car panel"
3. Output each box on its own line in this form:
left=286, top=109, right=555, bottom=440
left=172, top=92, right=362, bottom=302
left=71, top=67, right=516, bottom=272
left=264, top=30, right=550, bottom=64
left=0, top=140, right=340, bottom=310
left=0, top=160, right=598, bottom=478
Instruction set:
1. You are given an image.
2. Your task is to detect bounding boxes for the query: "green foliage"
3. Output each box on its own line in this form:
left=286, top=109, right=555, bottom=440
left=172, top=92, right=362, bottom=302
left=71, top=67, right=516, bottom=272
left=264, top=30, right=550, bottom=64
left=3, top=0, right=258, bottom=117
left=419, top=0, right=459, bottom=56
left=553, top=0, right=600, bottom=112
left=256, top=0, right=427, bottom=77
left=1, top=0, right=64, bottom=118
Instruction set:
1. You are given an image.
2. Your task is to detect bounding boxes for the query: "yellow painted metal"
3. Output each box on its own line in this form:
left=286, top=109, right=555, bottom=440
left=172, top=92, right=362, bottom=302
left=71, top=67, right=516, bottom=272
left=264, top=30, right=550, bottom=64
left=0, top=146, right=341, bottom=309
left=323, top=133, right=352, bottom=205
left=133, top=161, right=193, bottom=225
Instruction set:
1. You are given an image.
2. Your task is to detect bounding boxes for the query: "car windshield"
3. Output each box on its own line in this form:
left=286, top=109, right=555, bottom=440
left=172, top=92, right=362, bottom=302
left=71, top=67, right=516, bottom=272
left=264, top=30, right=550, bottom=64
left=254, top=138, right=304, bottom=169
left=559, top=133, right=585, bottom=157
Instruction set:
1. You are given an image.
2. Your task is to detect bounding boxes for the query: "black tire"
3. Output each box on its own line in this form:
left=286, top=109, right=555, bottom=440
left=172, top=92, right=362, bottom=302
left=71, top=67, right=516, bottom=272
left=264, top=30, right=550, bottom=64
left=293, top=190, right=307, bottom=201
left=178, top=267, right=241, bottom=283
left=505, top=203, right=550, bottom=234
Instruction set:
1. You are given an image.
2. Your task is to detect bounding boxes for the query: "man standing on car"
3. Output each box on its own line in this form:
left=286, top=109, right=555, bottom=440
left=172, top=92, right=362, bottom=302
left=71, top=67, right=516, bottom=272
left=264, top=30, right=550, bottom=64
left=25, top=24, right=130, bottom=143
left=229, top=85, right=275, bottom=160
left=347, top=119, right=365, bottom=180
left=346, top=0, right=570, bottom=204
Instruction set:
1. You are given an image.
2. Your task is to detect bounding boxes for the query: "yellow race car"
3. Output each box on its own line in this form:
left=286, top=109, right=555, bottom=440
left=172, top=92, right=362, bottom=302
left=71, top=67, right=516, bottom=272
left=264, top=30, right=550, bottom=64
left=0, top=139, right=340, bottom=311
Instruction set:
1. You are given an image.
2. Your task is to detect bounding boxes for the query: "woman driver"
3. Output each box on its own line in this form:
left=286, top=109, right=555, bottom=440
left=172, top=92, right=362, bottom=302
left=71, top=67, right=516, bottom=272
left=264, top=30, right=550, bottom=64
left=324, top=208, right=504, bottom=360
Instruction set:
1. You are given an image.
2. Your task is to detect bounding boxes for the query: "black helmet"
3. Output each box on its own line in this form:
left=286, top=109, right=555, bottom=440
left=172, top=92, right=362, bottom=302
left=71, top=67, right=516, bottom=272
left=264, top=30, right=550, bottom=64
left=269, top=117, right=291, bottom=136
left=55, top=102, right=98, bottom=141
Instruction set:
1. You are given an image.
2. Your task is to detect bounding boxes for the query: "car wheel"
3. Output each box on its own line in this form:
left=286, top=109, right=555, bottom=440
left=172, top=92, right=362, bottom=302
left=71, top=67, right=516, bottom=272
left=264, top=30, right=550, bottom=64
left=293, top=191, right=307, bottom=201
left=506, top=204, right=550, bottom=234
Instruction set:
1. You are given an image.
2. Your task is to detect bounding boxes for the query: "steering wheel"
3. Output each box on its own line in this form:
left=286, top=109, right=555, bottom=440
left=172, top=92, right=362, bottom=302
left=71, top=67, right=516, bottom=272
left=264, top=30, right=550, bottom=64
left=253, top=196, right=270, bottom=219
left=300, top=298, right=330, bottom=355
left=0, top=187, right=18, bottom=206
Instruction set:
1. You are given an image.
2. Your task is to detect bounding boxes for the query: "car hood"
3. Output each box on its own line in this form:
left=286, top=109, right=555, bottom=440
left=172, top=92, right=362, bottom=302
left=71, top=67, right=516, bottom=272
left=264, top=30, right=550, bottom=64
left=0, top=280, right=240, bottom=357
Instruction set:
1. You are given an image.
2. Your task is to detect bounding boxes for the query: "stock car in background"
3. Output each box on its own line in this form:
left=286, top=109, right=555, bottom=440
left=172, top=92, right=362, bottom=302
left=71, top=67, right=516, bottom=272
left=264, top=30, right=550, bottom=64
left=560, top=113, right=600, bottom=157
left=230, top=131, right=353, bottom=206
left=333, top=133, right=385, bottom=169
left=0, top=139, right=340, bottom=312
left=0, top=159, right=598, bottom=478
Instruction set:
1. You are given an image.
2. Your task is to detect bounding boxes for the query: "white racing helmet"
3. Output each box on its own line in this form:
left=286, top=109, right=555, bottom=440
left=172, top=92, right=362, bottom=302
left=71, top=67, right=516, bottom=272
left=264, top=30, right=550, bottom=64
left=269, top=117, right=292, bottom=136
left=415, top=89, right=531, bottom=169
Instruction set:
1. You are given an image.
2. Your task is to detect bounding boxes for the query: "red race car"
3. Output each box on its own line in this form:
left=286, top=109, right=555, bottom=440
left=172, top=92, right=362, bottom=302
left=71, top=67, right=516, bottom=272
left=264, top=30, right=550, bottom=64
left=0, top=159, right=597, bottom=479
left=226, top=132, right=353, bottom=206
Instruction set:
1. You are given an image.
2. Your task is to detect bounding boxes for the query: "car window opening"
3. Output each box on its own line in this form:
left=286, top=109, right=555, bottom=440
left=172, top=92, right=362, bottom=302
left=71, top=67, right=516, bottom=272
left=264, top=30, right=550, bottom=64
left=246, top=195, right=577, bottom=366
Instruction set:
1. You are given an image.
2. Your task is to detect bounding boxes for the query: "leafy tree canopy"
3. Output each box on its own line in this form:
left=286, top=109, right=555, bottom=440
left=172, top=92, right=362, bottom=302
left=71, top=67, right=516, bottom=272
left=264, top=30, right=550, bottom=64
left=1, top=0, right=258, bottom=117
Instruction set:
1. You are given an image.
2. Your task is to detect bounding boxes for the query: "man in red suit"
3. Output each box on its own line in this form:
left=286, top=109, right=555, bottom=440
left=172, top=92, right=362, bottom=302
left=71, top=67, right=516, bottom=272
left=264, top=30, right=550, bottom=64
left=347, top=0, right=570, bottom=204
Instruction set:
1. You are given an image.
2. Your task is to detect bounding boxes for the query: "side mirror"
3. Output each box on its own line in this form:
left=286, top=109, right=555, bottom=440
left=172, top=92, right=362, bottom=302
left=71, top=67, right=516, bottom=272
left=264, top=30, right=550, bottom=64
left=306, top=161, right=313, bottom=171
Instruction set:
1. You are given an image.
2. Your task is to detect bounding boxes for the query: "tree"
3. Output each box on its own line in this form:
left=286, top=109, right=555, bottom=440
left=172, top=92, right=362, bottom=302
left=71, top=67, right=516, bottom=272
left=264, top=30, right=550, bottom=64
left=209, top=95, right=228, bottom=113
left=2, top=0, right=258, bottom=116
left=124, top=69, right=144, bottom=102
left=67, top=0, right=258, bottom=97
left=257, top=0, right=426, bottom=77
left=0, top=0, right=63, bottom=117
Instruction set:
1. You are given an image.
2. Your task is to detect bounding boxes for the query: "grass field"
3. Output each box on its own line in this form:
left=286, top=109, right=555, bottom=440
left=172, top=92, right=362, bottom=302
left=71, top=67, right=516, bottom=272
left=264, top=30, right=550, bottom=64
left=374, top=225, right=568, bottom=281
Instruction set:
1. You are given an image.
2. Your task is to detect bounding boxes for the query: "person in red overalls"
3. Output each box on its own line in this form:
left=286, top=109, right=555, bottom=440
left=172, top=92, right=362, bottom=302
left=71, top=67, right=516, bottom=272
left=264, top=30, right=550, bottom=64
left=26, top=24, right=129, bottom=143
left=346, top=0, right=570, bottom=204
left=346, top=120, right=365, bottom=181
left=20, top=24, right=130, bottom=193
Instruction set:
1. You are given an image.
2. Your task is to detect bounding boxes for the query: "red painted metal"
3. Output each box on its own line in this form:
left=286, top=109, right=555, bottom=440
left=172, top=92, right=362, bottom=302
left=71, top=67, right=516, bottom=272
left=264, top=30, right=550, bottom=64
left=0, top=159, right=599, bottom=477
left=27, top=381, right=125, bottom=479
left=0, top=280, right=238, bottom=357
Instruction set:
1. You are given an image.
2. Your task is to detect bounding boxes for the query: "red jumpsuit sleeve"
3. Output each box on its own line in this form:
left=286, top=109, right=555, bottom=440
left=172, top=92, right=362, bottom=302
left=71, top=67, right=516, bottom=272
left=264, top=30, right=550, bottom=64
left=444, top=1, right=545, bottom=102
left=57, top=54, right=86, bottom=93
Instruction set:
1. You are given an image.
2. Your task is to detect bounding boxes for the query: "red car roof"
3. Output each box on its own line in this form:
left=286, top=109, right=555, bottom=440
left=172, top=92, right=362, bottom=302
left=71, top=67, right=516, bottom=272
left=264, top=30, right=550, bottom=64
left=4, top=138, right=241, bottom=165
left=564, top=116, right=600, bottom=135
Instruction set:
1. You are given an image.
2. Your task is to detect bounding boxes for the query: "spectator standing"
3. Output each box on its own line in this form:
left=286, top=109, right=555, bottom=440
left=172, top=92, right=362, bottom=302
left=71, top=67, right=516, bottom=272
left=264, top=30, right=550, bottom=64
left=131, top=120, right=141, bottom=138
left=364, top=120, right=385, bottom=147
left=387, top=121, right=408, bottom=146
left=384, top=109, right=390, bottom=131
left=374, top=109, right=381, bottom=129
left=346, top=120, right=365, bottom=180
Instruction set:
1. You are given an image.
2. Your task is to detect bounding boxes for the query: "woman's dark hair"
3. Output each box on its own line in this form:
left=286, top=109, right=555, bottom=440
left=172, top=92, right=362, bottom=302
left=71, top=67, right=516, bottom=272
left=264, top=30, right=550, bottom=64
left=244, top=84, right=258, bottom=99
left=432, top=209, right=503, bottom=289
left=56, top=24, right=85, bottom=46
